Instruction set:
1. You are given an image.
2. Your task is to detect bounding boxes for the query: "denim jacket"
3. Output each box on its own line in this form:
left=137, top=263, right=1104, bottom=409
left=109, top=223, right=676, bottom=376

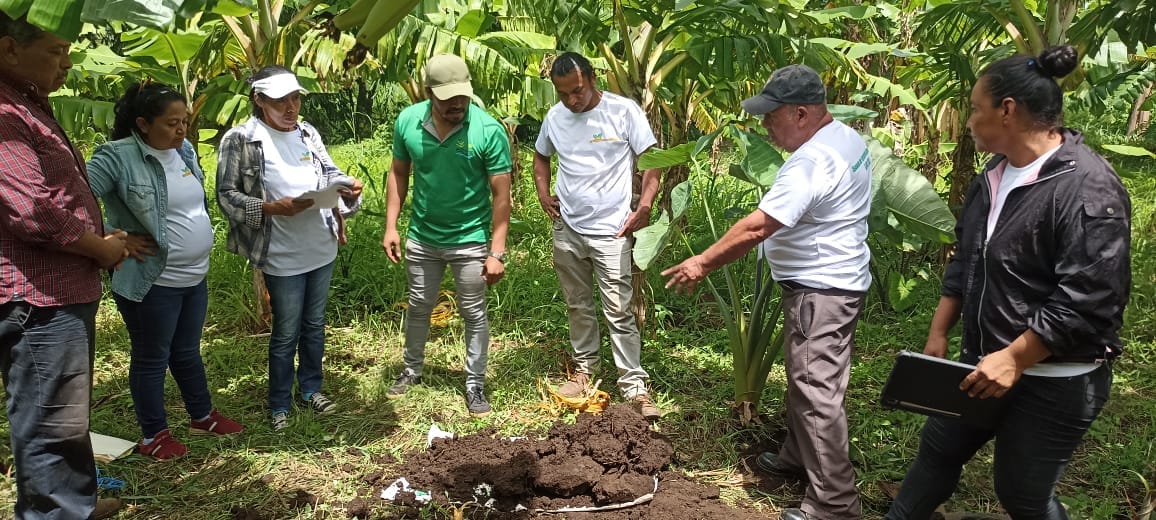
left=216, top=118, right=361, bottom=269
left=87, top=134, right=206, bottom=302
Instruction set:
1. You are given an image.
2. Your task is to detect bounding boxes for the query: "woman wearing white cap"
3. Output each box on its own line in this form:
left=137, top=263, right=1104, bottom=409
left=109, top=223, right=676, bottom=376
left=216, top=65, right=363, bottom=432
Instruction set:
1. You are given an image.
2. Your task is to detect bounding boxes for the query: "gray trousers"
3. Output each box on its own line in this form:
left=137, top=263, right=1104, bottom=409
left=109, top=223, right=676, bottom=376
left=402, top=240, right=489, bottom=390
left=777, top=283, right=865, bottom=520
left=552, top=219, right=648, bottom=399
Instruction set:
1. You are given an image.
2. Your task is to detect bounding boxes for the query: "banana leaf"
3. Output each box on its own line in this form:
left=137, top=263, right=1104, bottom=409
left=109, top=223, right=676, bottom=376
left=0, top=0, right=84, bottom=40
left=0, top=0, right=254, bottom=40
left=866, top=136, right=956, bottom=243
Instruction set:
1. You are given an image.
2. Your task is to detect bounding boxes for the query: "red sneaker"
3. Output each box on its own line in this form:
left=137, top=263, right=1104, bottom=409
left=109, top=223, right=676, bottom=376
left=138, top=429, right=187, bottom=461
left=189, top=409, right=244, bottom=436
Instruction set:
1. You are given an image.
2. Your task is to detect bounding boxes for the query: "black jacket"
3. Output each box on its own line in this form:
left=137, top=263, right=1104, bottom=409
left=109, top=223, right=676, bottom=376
left=942, top=129, right=1131, bottom=363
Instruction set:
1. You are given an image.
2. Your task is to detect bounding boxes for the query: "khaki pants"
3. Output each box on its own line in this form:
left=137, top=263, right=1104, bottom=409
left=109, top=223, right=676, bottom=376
left=777, top=283, right=865, bottom=519
left=551, top=218, right=648, bottom=398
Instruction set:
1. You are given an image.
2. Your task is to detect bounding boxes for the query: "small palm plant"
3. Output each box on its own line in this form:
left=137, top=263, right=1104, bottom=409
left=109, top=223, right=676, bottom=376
left=634, top=112, right=955, bottom=425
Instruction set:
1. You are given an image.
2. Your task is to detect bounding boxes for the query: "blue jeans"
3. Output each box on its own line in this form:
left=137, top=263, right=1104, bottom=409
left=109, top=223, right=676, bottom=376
left=885, top=362, right=1112, bottom=520
left=402, top=240, right=489, bottom=390
left=0, top=300, right=99, bottom=519
left=264, top=261, right=334, bottom=414
left=114, top=280, right=212, bottom=439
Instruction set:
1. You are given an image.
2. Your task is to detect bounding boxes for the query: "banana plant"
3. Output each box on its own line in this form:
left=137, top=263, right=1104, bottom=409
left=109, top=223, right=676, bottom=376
left=0, top=0, right=87, bottom=39
left=634, top=114, right=955, bottom=422
left=0, top=0, right=259, bottom=39
left=321, top=0, right=420, bottom=68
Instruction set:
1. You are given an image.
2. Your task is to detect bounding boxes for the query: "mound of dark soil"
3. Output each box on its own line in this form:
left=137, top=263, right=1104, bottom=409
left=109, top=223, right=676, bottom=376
left=387, top=404, right=767, bottom=519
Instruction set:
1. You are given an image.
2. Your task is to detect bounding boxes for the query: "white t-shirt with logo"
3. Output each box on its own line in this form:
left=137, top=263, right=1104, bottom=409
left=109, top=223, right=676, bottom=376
left=255, top=121, right=337, bottom=276
left=758, top=120, right=872, bottom=292
left=535, top=92, right=658, bottom=235
left=143, top=145, right=213, bottom=288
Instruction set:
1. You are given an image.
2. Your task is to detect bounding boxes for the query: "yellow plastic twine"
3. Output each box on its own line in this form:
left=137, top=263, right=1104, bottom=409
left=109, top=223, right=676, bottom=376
left=545, top=377, right=611, bottom=414
left=395, top=290, right=457, bottom=327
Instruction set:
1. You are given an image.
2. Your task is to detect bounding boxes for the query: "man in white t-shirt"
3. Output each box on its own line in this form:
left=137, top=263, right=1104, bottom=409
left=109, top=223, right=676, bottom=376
left=663, top=64, right=872, bottom=520
left=533, top=52, right=662, bottom=421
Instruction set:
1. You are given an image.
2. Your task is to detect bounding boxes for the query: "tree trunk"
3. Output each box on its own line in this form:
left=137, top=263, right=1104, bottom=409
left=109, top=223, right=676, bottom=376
left=400, top=77, right=422, bottom=103
left=922, top=130, right=941, bottom=185
left=948, top=129, right=976, bottom=216
left=942, top=128, right=976, bottom=267
left=252, top=269, right=273, bottom=331
left=1127, top=81, right=1154, bottom=135
left=1044, top=0, right=1079, bottom=46
left=625, top=90, right=673, bottom=338
left=504, top=121, right=520, bottom=194
left=355, top=77, right=372, bottom=140
left=630, top=173, right=648, bottom=337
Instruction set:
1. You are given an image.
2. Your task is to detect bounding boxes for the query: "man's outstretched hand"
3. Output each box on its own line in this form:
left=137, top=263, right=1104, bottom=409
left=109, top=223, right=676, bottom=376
left=662, top=254, right=709, bottom=294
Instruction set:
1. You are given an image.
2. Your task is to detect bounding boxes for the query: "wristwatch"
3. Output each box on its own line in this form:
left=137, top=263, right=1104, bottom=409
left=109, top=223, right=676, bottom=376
left=488, top=251, right=507, bottom=263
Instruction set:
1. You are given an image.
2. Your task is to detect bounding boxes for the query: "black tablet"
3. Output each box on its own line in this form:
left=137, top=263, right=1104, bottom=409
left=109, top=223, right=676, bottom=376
left=879, top=351, right=1012, bottom=428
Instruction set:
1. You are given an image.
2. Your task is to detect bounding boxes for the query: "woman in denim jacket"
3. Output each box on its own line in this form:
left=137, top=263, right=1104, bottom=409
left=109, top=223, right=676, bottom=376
left=88, top=82, right=244, bottom=460
left=216, top=66, right=362, bottom=432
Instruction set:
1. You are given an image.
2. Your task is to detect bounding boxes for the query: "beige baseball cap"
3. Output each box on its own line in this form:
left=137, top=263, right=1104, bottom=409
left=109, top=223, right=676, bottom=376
left=425, top=54, right=474, bottom=100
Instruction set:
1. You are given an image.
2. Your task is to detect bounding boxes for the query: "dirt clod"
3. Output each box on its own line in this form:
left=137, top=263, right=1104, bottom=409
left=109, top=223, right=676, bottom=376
left=387, top=404, right=767, bottom=518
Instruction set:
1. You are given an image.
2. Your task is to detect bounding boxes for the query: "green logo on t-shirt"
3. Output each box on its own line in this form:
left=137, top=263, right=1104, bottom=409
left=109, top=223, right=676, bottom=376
left=455, top=138, right=475, bottom=159
left=590, top=132, right=619, bottom=143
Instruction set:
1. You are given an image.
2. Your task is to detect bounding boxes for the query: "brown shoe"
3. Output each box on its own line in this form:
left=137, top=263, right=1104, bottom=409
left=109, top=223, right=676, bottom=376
left=556, top=372, right=592, bottom=398
left=91, top=497, right=122, bottom=519
left=632, top=393, right=661, bottom=421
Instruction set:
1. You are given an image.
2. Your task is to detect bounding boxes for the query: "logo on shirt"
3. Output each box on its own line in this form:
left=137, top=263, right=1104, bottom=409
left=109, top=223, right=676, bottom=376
left=300, top=150, right=313, bottom=163
left=455, top=139, right=475, bottom=159
left=590, top=132, right=620, bottom=143
left=852, top=148, right=870, bottom=173
left=181, top=166, right=193, bottom=177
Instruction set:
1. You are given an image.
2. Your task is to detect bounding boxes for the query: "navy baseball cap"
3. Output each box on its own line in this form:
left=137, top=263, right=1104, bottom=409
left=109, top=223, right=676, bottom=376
left=741, top=64, right=827, bottom=115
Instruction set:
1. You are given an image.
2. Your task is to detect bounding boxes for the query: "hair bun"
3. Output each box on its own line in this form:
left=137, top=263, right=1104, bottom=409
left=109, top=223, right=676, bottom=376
left=1037, top=45, right=1078, bottom=79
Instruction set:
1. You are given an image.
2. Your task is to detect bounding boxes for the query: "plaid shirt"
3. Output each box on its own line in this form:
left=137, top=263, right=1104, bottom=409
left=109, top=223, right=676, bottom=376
left=0, top=78, right=103, bottom=306
left=216, top=118, right=360, bottom=269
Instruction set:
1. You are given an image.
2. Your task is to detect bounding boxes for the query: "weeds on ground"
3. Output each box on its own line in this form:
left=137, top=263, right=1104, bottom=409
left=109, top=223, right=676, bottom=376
left=0, top=142, right=1152, bottom=519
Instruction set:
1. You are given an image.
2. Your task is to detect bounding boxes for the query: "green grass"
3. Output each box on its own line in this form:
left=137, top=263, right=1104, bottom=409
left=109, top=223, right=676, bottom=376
left=0, top=139, right=1153, bottom=519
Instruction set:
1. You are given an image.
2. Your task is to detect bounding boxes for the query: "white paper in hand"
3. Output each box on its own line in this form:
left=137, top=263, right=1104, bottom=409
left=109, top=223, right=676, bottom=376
left=296, top=184, right=346, bottom=209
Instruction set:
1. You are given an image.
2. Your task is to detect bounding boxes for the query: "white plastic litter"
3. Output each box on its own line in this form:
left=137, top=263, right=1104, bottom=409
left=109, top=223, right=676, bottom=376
left=426, top=423, right=454, bottom=447
left=380, top=477, right=431, bottom=504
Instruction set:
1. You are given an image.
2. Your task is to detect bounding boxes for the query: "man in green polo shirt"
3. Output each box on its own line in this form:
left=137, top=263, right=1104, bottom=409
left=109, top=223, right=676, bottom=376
left=382, top=54, right=512, bottom=417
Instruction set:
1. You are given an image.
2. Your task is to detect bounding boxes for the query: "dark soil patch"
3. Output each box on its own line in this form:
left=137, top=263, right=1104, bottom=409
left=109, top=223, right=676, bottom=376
left=229, top=505, right=267, bottom=520
left=380, top=404, right=768, bottom=519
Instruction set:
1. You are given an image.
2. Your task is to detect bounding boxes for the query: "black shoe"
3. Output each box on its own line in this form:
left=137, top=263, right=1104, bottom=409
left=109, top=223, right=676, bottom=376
left=387, top=370, right=421, bottom=398
left=465, top=387, right=491, bottom=417
left=755, top=452, right=806, bottom=480
left=779, top=508, right=810, bottom=520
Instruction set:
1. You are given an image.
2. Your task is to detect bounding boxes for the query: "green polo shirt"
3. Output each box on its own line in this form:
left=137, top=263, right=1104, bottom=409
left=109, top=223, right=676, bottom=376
left=392, top=100, right=512, bottom=248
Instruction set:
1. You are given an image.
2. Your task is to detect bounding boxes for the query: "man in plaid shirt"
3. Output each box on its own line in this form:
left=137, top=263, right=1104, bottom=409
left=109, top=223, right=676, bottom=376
left=0, top=13, right=127, bottom=520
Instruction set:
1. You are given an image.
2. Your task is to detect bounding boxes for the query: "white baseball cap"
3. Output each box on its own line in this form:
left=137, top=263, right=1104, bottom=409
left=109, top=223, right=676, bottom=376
left=252, top=73, right=308, bottom=99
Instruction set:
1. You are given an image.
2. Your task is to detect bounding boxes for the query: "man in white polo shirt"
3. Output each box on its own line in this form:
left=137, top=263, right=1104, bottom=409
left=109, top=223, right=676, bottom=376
left=533, top=52, right=662, bottom=421
left=662, top=64, right=872, bottom=520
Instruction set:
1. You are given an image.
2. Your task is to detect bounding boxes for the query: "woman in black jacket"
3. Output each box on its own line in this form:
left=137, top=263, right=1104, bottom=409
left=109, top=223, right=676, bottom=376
left=886, top=45, right=1131, bottom=520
